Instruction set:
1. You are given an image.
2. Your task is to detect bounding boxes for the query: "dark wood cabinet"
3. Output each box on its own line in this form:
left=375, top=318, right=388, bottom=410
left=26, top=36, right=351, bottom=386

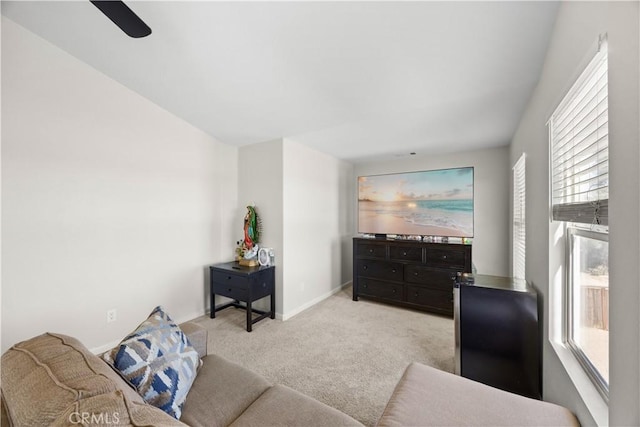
left=352, top=238, right=472, bottom=316
left=454, top=274, right=540, bottom=399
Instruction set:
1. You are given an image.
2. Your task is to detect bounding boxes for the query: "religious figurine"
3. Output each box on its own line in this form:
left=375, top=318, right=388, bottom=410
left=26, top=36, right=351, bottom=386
left=236, top=206, right=262, bottom=265
left=244, top=205, right=258, bottom=249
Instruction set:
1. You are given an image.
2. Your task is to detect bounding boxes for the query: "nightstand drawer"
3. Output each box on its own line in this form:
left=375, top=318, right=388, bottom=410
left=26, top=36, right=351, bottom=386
left=212, top=281, right=248, bottom=301
left=211, top=271, right=249, bottom=289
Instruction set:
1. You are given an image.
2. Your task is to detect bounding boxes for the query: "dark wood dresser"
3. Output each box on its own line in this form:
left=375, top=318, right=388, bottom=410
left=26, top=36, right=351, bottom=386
left=352, top=237, right=472, bottom=316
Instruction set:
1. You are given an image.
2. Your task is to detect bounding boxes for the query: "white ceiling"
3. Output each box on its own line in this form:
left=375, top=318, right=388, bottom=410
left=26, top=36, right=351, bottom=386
left=2, top=1, right=558, bottom=163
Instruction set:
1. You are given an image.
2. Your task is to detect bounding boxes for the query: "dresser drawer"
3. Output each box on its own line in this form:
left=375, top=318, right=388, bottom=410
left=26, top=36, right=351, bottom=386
left=357, top=260, right=403, bottom=282
left=405, top=265, right=457, bottom=289
left=389, top=245, right=422, bottom=262
left=211, top=271, right=249, bottom=289
left=357, top=243, right=387, bottom=259
left=406, top=285, right=453, bottom=313
left=426, top=247, right=468, bottom=269
left=359, top=278, right=403, bottom=302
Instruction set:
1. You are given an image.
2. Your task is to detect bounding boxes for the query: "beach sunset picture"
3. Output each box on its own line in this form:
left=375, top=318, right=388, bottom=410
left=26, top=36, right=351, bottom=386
left=358, top=167, right=474, bottom=237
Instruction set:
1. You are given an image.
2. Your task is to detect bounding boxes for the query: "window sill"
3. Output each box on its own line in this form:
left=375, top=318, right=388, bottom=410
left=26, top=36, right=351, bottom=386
left=550, top=340, right=608, bottom=426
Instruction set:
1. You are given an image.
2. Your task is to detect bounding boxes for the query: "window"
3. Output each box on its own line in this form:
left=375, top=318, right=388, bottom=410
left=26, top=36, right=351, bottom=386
left=513, top=154, right=526, bottom=279
left=549, top=35, right=608, bottom=399
left=567, top=227, right=609, bottom=395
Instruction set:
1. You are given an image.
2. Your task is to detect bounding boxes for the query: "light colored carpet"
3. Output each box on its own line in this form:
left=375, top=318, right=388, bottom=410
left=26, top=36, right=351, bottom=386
left=191, top=286, right=454, bottom=427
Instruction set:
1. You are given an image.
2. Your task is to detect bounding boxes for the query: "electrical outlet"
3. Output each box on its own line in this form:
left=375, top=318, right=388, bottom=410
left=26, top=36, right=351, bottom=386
left=106, top=309, right=117, bottom=323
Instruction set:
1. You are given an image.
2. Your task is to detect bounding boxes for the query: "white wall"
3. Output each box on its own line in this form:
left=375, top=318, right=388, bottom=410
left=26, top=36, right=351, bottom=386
left=282, top=139, right=354, bottom=318
left=509, top=2, right=639, bottom=426
left=354, top=146, right=510, bottom=276
left=237, top=139, right=284, bottom=315
left=237, top=139, right=354, bottom=320
left=1, top=18, right=238, bottom=353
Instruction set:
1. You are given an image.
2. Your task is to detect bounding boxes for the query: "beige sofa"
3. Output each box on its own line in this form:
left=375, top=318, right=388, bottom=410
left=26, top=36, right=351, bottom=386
left=1, top=322, right=359, bottom=427
left=1, top=322, right=579, bottom=427
left=377, top=362, right=580, bottom=427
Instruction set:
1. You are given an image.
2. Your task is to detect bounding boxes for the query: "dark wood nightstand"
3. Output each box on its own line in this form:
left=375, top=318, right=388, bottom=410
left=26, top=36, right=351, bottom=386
left=209, top=261, right=275, bottom=332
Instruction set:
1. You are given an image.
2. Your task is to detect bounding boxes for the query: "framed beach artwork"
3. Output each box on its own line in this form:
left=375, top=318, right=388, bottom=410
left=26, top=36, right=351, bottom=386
left=358, top=167, right=474, bottom=238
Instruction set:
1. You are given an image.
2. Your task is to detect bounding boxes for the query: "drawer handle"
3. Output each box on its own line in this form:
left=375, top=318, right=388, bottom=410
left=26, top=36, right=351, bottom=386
left=363, top=266, right=368, bottom=270
left=228, top=288, right=232, bottom=292
left=414, top=272, right=419, bottom=276
left=227, top=276, right=232, bottom=280
left=363, top=284, right=368, bottom=288
left=414, top=292, right=419, bottom=297
left=392, top=289, right=396, bottom=293
left=392, top=269, right=397, bottom=273
left=369, top=249, right=374, bottom=253
left=442, top=255, right=447, bottom=260
left=403, top=252, right=407, bottom=256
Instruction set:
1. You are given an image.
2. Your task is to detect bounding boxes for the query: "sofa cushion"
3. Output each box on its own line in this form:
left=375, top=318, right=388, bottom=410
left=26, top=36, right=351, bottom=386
left=1, top=332, right=184, bottom=426
left=103, top=306, right=200, bottom=420
left=180, top=321, right=208, bottom=359
left=181, top=354, right=272, bottom=427
left=377, top=362, right=579, bottom=427
left=230, top=384, right=364, bottom=427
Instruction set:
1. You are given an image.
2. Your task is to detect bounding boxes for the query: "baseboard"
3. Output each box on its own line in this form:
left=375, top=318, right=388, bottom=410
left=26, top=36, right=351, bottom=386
left=91, top=281, right=353, bottom=352
left=91, top=284, right=354, bottom=351
left=281, top=281, right=352, bottom=321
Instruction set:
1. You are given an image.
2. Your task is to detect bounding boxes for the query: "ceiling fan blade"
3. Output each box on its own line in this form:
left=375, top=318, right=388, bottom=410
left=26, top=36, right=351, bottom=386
left=90, top=1, right=151, bottom=38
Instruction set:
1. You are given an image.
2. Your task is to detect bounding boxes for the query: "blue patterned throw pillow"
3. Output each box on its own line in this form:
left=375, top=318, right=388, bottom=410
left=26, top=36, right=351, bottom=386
left=103, top=306, right=200, bottom=420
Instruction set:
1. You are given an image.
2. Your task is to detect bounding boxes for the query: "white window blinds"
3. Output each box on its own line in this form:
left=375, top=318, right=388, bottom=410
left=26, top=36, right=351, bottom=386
left=549, top=37, right=608, bottom=226
left=513, top=154, right=526, bottom=279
